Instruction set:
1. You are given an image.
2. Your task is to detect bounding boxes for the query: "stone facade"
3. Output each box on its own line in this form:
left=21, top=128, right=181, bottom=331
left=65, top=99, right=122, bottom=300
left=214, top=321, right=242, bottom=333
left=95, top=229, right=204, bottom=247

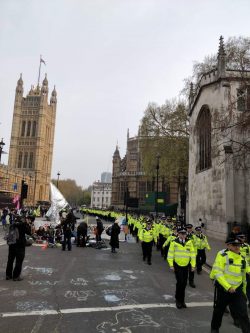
left=188, top=37, right=250, bottom=239
left=111, top=130, right=178, bottom=212
left=0, top=74, right=57, bottom=206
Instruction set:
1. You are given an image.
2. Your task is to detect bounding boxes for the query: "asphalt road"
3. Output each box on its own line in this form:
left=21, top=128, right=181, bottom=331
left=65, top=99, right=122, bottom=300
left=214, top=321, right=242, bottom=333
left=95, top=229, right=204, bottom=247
left=0, top=216, right=243, bottom=333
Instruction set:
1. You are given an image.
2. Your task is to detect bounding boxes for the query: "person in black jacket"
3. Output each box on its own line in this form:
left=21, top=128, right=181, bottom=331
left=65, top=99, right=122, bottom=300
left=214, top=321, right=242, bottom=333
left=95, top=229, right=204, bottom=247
left=61, top=212, right=74, bottom=251
left=95, top=217, right=104, bottom=242
left=109, top=220, right=121, bottom=253
left=6, top=216, right=31, bottom=281
left=77, top=221, right=88, bottom=247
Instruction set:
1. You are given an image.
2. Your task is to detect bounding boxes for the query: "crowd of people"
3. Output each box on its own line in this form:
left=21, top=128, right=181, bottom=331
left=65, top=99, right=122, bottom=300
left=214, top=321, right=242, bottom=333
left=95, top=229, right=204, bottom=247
left=2, top=206, right=250, bottom=332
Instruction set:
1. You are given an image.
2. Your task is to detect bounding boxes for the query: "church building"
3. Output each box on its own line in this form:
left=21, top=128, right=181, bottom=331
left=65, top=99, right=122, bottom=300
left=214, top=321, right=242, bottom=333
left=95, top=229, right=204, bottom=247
left=188, top=37, right=250, bottom=239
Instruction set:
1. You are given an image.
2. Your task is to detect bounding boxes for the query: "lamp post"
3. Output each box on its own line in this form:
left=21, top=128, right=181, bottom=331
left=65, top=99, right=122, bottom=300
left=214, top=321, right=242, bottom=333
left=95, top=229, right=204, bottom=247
left=0, top=138, right=5, bottom=163
left=155, top=153, right=161, bottom=218
left=57, top=171, right=60, bottom=188
left=102, top=184, right=105, bottom=209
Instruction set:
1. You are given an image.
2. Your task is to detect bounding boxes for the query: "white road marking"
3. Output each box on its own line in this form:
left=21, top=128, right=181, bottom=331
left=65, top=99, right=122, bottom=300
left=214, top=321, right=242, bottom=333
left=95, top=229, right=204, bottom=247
left=203, top=266, right=211, bottom=274
left=1, top=302, right=213, bottom=318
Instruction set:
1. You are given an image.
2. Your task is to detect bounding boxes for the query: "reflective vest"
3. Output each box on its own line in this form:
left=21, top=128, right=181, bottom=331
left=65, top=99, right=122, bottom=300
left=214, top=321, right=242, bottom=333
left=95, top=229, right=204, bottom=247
left=140, top=228, right=157, bottom=243
left=163, top=234, right=176, bottom=248
left=195, top=234, right=211, bottom=250
left=167, top=238, right=196, bottom=268
left=240, top=243, right=250, bottom=266
left=210, top=249, right=248, bottom=293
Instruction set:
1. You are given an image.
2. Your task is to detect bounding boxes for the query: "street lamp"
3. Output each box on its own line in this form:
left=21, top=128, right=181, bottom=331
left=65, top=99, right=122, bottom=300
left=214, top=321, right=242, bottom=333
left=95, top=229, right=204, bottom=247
left=57, top=171, right=60, bottom=188
left=0, top=138, right=5, bottom=163
left=155, top=153, right=161, bottom=218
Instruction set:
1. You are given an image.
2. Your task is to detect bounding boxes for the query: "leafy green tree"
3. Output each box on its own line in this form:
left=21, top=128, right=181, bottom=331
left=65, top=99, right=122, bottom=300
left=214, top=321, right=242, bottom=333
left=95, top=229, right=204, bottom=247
left=140, top=99, right=189, bottom=181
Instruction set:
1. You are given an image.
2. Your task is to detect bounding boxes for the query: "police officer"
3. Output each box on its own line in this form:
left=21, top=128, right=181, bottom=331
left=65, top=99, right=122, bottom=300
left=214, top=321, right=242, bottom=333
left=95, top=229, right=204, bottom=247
left=139, top=220, right=157, bottom=265
left=186, top=224, right=197, bottom=287
left=236, top=233, right=250, bottom=308
left=167, top=227, right=196, bottom=309
left=210, top=237, right=250, bottom=333
left=195, top=226, right=211, bottom=274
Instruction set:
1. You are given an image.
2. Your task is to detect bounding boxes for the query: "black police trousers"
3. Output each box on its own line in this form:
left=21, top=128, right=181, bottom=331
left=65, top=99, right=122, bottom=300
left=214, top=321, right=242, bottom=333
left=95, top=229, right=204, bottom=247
left=211, top=283, right=250, bottom=333
left=142, top=241, right=153, bottom=263
left=6, top=245, right=25, bottom=279
left=174, top=262, right=188, bottom=303
left=196, top=249, right=206, bottom=273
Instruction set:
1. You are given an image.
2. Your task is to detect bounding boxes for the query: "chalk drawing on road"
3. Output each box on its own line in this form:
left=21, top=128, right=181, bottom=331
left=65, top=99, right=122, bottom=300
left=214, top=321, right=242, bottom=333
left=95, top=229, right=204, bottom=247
left=103, top=289, right=137, bottom=306
left=16, top=301, right=54, bottom=311
left=96, top=309, right=161, bottom=333
left=163, top=294, right=173, bottom=301
left=28, top=280, right=60, bottom=286
left=104, top=295, right=121, bottom=302
left=128, top=275, right=137, bottom=280
left=122, top=270, right=133, bottom=274
left=64, top=290, right=96, bottom=302
left=13, top=290, right=27, bottom=297
left=70, top=277, right=88, bottom=286
left=23, top=266, right=55, bottom=275
left=0, top=287, right=8, bottom=292
left=105, top=274, right=121, bottom=281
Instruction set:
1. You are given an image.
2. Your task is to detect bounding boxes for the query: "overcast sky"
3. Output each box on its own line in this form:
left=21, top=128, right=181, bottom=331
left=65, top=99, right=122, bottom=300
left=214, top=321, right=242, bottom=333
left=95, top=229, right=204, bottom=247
left=0, top=0, right=249, bottom=188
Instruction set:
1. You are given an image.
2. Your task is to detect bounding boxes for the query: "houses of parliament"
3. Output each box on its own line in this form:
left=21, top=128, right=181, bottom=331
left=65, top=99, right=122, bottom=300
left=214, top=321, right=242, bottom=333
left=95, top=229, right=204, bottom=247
left=0, top=73, right=57, bottom=207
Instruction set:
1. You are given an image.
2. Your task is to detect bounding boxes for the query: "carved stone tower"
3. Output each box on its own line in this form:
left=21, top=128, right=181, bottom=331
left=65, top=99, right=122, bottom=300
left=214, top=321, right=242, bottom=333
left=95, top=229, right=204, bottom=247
left=8, top=74, right=57, bottom=204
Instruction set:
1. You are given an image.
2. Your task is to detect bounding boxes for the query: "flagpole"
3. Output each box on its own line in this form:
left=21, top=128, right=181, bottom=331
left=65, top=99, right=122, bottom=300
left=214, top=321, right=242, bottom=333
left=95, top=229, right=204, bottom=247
left=37, top=55, right=42, bottom=87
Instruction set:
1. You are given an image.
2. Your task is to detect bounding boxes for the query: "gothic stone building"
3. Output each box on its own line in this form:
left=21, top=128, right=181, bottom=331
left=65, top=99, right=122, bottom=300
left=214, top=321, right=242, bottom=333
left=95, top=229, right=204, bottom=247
left=188, top=37, right=250, bottom=239
left=111, top=130, right=178, bottom=213
left=0, top=74, right=57, bottom=206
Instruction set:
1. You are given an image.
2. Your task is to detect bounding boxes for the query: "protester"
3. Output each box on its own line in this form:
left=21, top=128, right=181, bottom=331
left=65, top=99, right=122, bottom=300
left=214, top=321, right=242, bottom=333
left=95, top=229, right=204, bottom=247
left=109, top=219, right=121, bottom=253
left=6, top=216, right=31, bottom=281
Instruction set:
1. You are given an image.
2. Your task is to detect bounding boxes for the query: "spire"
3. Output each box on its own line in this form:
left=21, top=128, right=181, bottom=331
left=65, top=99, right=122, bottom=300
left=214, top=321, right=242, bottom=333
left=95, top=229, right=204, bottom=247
left=217, top=35, right=226, bottom=77
left=16, top=73, right=23, bottom=95
left=41, top=74, right=48, bottom=95
left=189, top=82, right=194, bottom=107
left=127, top=128, right=129, bottom=141
left=50, top=85, right=57, bottom=105
left=113, top=144, right=120, bottom=158
left=218, top=36, right=226, bottom=57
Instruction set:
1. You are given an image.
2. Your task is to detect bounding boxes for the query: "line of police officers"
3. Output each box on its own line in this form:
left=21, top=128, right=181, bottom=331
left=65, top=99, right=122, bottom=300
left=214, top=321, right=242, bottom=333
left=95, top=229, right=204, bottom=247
left=128, top=216, right=250, bottom=333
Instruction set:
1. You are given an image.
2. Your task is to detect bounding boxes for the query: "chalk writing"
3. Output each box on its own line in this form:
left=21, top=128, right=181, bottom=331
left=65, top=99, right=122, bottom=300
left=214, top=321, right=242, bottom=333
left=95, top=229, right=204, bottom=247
left=96, top=309, right=160, bottom=333
left=64, top=290, right=95, bottom=301
left=70, top=278, right=88, bottom=286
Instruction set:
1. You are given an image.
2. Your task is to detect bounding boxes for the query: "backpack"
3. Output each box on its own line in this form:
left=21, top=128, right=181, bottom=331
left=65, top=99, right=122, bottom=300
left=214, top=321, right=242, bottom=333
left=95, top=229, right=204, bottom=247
left=5, top=224, right=19, bottom=245
left=106, top=226, right=112, bottom=236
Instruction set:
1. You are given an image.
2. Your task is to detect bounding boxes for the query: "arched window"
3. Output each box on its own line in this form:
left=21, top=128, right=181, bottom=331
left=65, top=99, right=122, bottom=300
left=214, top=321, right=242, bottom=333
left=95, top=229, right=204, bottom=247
left=29, top=152, right=33, bottom=169
left=21, top=121, right=26, bottom=137
left=32, top=121, right=37, bottom=137
left=197, top=106, right=211, bottom=171
left=17, top=152, right=23, bottom=168
left=23, top=152, right=28, bottom=168
left=27, top=121, right=31, bottom=137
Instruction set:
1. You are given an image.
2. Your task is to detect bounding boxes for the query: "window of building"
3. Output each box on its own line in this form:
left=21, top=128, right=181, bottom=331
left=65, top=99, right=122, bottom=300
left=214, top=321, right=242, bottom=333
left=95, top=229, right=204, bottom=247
left=23, top=152, right=28, bottom=168
left=17, top=152, right=23, bottom=168
left=27, top=121, right=31, bottom=137
left=237, top=86, right=250, bottom=111
left=197, top=106, right=211, bottom=171
left=32, top=121, right=37, bottom=137
left=21, top=121, right=26, bottom=137
left=29, top=152, right=33, bottom=169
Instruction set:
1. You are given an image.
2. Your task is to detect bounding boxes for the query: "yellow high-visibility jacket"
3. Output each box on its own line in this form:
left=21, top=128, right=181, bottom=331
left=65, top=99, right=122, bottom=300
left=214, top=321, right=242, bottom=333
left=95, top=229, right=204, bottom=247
left=163, top=234, right=176, bottom=248
left=140, top=228, right=157, bottom=243
left=210, top=249, right=248, bottom=294
left=240, top=243, right=250, bottom=266
left=195, top=234, right=211, bottom=250
left=167, top=238, right=196, bottom=268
